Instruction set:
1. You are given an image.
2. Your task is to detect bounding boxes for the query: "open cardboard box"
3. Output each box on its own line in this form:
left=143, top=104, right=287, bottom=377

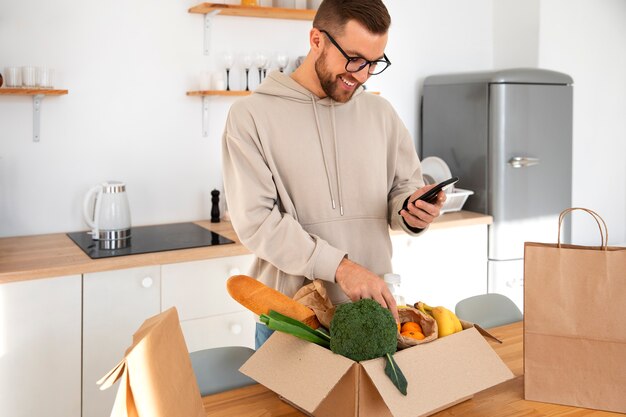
left=240, top=321, right=514, bottom=417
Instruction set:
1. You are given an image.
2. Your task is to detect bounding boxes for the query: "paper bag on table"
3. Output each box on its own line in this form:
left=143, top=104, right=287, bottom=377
left=97, top=307, right=205, bottom=417
left=524, top=208, right=626, bottom=413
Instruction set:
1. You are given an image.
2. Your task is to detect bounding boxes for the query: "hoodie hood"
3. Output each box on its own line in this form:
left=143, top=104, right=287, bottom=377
left=255, top=70, right=365, bottom=106
left=255, top=70, right=366, bottom=216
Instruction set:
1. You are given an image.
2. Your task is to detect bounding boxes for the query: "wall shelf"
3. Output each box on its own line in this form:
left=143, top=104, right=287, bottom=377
left=186, top=90, right=251, bottom=97
left=188, top=3, right=316, bottom=20
left=189, top=3, right=314, bottom=56
left=0, top=88, right=68, bottom=96
left=0, top=88, right=69, bottom=142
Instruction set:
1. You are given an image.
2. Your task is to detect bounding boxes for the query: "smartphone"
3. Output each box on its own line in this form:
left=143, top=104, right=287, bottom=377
left=398, top=176, right=459, bottom=214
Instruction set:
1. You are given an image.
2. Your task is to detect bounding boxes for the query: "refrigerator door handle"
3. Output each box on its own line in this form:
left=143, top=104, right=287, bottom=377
left=508, top=156, right=540, bottom=168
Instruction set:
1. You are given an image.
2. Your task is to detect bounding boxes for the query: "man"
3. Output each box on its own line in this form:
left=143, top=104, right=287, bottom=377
left=222, top=0, right=445, bottom=349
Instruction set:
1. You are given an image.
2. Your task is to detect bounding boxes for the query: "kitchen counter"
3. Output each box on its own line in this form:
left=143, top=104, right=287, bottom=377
left=0, top=211, right=492, bottom=284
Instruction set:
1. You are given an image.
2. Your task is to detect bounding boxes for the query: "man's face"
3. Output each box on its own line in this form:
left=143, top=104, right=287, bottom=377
left=314, top=20, right=388, bottom=103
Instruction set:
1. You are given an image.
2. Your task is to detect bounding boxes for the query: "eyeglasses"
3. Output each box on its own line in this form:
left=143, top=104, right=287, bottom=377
left=319, top=29, right=391, bottom=76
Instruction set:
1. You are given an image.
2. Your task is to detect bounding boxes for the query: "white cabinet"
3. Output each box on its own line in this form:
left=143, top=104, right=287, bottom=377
left=391, top=223, right=488, bottom=309
left=82, top=266, right=160, bottom=417
left=0, top=275, right=81, bottom=417
left=162, top=254, right=256, bottom=351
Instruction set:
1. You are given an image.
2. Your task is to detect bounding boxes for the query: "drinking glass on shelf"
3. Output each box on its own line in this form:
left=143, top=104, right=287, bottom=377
left=276, top=53, right=289, bottom=73
left=4, top=67, right=21, bottom=87
left=242, top=54, right=253, bottom=91
left=36, top=67, right=54, bottom=88
left=22, top=66, right=36, bottom=88
left=254, top=53, right=268, bottom=84
left=223, top=52, right=234, bottom=91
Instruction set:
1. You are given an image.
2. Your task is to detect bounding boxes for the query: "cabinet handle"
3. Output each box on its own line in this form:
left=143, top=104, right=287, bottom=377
left=229, top=323, right=243, bottom=335
left=228, top=267, right=241, bottom=276
left=141, top=277, right=154, bottom=288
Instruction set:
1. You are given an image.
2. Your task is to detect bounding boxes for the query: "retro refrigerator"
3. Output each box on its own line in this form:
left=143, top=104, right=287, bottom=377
left=420, top=68, right=573, bottom=311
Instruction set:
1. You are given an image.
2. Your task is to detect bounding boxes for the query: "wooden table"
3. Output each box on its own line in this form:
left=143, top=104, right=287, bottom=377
left=201, top=322, right=620, bottom=417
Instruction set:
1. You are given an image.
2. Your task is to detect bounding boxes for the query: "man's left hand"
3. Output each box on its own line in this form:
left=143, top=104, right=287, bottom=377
left=399, top=184, right=446, bottom=229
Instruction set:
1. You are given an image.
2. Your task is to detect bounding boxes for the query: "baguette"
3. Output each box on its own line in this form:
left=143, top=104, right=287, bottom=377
left=227, top=275, right=320, bottom=329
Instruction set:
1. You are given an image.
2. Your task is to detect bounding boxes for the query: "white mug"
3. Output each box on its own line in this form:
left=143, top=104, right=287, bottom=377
left=199, top=71, right=212, bottom=91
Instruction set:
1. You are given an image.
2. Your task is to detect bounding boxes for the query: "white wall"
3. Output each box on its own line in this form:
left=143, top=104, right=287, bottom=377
left=537, top=0, right=626, bottom=245
left=1, top=0, right=625, bottom=245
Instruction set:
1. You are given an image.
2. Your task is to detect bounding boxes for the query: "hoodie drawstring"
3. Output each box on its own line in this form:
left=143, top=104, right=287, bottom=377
left=311, top=96, right=337, bottom=210
left=330, top=101, right=344, bottom=216
left=310, top=95, right=344, bottom=216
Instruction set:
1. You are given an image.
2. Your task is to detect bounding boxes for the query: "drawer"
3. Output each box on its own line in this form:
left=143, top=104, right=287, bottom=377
left=161, top=254, right=255, bottom=320
left=181, top=310, right=256, bottom=352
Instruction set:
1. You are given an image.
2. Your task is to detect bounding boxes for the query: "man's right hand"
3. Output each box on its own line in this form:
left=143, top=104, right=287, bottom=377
left=335, top=257, right=400, bottom=324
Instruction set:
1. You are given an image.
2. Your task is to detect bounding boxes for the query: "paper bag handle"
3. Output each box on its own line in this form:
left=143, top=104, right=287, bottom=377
left=558, top=207, right=608, bottom=250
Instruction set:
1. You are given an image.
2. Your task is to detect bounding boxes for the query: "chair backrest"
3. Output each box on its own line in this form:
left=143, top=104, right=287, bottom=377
left=189, top=346, right=256, bottom=396
left=455, top=293, right=523, bottom=329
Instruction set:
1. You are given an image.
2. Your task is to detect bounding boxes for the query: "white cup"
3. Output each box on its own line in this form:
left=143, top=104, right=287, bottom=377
left=22, top=66, right=36, bottom=87
left=4, top=67, right=22, bottom=87
left=213, top=74, right=226, bottom=91
left=199, top=71, right=212, bottom=91
left=36, top=67, right=54, bottom=88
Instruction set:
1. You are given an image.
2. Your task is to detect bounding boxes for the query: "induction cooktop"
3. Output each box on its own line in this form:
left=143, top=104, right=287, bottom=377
left=67, top=222, right=234, bottom=259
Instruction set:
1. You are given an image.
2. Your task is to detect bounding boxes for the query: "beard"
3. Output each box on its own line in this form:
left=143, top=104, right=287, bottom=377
left=315, top=50, right=361, bottom=103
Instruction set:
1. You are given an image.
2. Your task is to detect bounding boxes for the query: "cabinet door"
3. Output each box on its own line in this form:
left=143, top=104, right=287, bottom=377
left=162, top=254, right=255, bottom=350
left=391, top=224, right=488, bottom=309
left=83, top=266, right=160, bottom=417
left=0, top=275, right=81, bottom=417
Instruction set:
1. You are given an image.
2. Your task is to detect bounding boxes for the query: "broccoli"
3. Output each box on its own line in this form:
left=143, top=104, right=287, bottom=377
left=329, top=298, right=397, bottom=362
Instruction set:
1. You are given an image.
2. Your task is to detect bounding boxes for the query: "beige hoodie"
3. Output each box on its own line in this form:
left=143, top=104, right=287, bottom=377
left=222, top=71, right=425, bottom=305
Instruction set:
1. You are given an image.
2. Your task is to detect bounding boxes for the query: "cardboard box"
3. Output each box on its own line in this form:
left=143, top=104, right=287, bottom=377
left=240, top=324, right=514, bottom=417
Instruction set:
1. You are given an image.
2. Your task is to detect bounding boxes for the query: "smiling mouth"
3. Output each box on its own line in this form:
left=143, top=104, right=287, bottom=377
left=339, top=75, right=357, bottom=88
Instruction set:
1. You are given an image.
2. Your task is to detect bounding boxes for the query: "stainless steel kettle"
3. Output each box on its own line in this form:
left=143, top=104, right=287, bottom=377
left=83, top=181, right=131, bottom=242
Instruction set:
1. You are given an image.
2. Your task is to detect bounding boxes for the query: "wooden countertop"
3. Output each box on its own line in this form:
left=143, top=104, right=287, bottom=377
left=0, top=221, right=250, bottom=284
left=0, top=211, right=492, bottom=285
left=201, top=321, right=619, bottom=417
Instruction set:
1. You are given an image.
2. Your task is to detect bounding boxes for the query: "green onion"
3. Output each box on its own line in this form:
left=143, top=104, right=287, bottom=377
left=261, top=311, right=330, bottom=348
left=267, top=310, right=331, bottom=342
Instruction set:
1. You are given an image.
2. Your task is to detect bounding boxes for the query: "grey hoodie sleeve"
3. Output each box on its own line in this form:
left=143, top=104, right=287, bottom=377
left=222, top=105, right=347, bottom=283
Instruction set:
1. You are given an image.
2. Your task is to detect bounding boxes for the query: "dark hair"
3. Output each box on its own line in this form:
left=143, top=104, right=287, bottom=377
left=313, top=0, right=391, bottom=36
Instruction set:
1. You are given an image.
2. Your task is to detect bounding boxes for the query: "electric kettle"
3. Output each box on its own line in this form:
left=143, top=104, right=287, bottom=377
left=83, top=181, right=131, bottom=242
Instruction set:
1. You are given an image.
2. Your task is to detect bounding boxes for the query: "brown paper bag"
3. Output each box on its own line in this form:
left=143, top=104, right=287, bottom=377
left=524, top=208, right=626, bottom=413
left=97, top=307, right=205, bottom=417
left=397, top=306, right=438, bottom=349
left=293, top=279, right=336, bottom=329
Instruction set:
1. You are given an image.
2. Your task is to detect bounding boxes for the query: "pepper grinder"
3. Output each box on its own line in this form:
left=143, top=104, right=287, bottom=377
left=211, top=189, right=221, bottom=223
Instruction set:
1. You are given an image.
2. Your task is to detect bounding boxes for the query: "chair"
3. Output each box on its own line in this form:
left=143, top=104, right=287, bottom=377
left=455, top=293, right=523, bottom=329
left=189, top=346, right=257, bottom=396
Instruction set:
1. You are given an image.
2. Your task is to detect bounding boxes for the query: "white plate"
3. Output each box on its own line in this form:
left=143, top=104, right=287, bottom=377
left=421, top=156, right=452, bottom=185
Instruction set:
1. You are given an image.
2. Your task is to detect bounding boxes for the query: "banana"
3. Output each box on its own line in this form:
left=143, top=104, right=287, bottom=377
left=415, top=302, right=463, bottom=338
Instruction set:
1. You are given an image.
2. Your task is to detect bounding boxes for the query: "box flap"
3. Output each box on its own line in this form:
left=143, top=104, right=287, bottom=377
left=361, top=327, right=514, bottom=417
left=460, top=319, right=502, bottom=343
left=240, top=332, right=354, bottom=414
